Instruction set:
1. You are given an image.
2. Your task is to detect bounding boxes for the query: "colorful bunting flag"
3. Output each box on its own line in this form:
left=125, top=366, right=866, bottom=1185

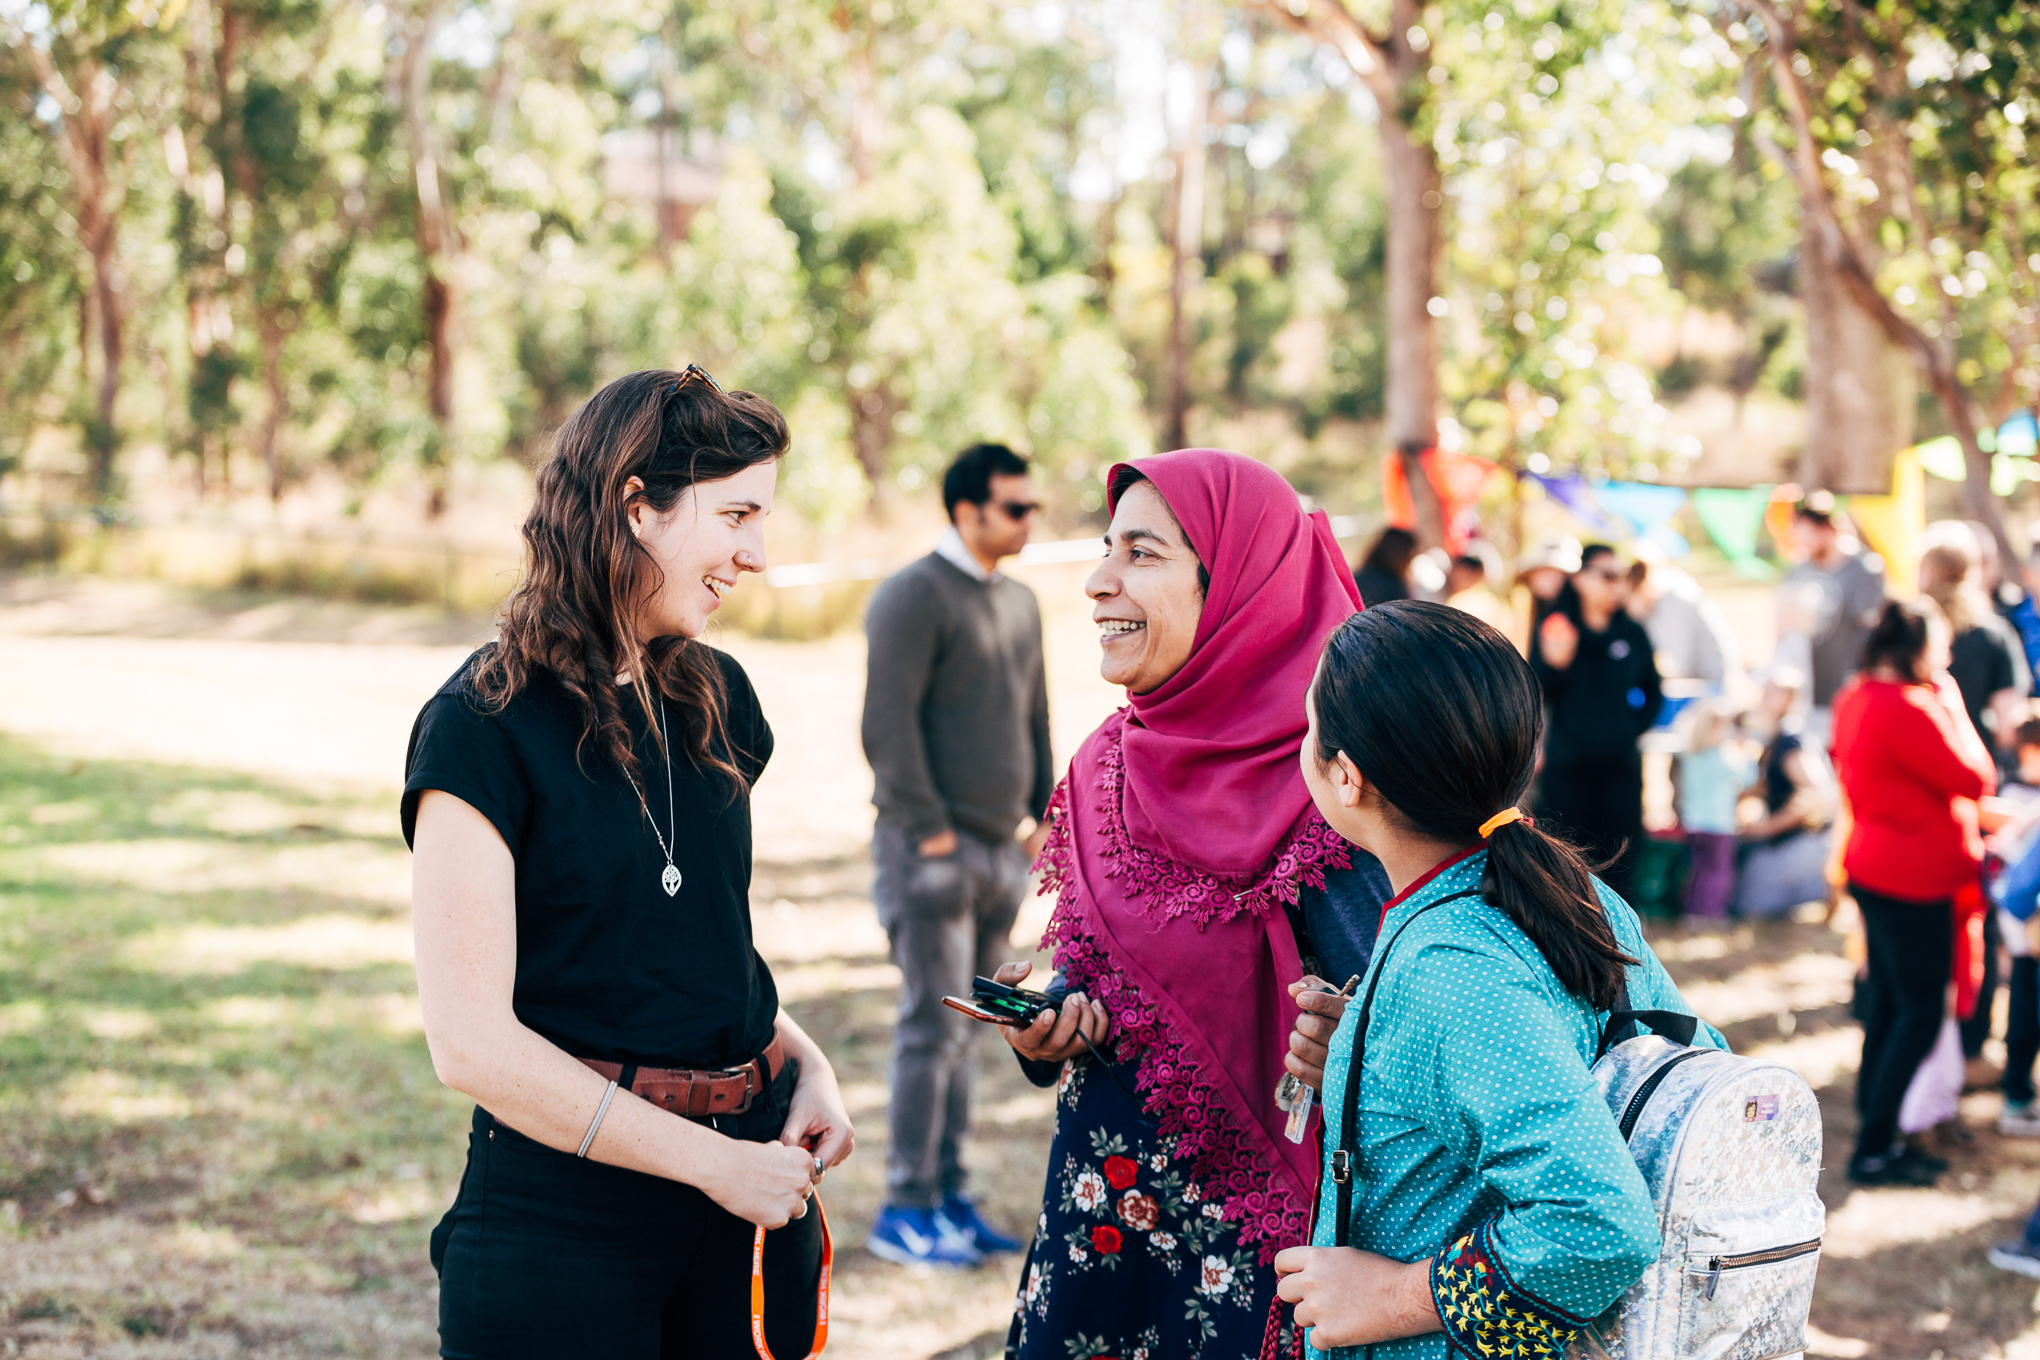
left=1845, top=444, right=1925, bottom=590
left=1593, top=481, right=1691, bottom=557
left=1384, top=449, right=1506, bottom=553
left=1689, top=487, right=1776, bottom=579
left=2001, top=411, right=2039, bottom=459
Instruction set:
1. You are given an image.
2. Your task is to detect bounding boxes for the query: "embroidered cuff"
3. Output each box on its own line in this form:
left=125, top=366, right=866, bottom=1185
left=1431, top=1218, right=1590, bottom=1360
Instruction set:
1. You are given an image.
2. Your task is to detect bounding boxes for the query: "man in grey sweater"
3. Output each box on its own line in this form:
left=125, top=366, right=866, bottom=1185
left=861, top=443, right=1054, bottom=1268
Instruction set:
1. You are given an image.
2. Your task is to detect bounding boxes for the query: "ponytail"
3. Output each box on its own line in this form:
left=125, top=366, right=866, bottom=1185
left=1313, top=602, right=1637, bottom=1008
left=1480, top=818, right=1636, bottom=1011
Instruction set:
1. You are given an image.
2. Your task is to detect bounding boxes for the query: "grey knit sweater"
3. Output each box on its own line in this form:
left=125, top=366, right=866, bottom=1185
left=860, top=553, right=1054, bottom=844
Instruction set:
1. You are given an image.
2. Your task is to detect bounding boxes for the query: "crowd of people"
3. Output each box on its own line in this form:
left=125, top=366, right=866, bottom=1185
left=1355, top=490, right=2040, bottom=1252
left=392, top=362, right=2034, bottom=1360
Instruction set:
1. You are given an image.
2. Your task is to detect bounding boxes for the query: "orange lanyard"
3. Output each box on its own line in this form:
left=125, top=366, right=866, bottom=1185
left=750, top=1196, right=831, bottom=1360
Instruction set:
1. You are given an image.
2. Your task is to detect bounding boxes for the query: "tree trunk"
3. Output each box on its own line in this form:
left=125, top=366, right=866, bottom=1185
left=1164, top=67, right=1209, bottom=452
left=1741, top=0, right=2013, bottom=560
left=399, top=0, right=455, bottom=518
left=1797, top=194, right=1914, bottom=496
left=849, top=382, right=897, bottom=487
left=840, top=9, right=880, bottom=188
left=1379, top=114, right=1442, bottom=460
left=37, top=47, right=126, bottom=498
left=1093, top=189, right=1118, bottom=310
left=1258, top=0, right=1449, bottom=546
left=87, top=232, right=123, bottom=497
left=69, top=79, right=123, bottom=498
left=258, top=311, right=288, bottom=501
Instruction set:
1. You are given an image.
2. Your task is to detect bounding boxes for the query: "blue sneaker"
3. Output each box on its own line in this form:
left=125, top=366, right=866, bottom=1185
left=867, top=1205, right=982, bottom=1269
left=937, top=1193, right=1025, bottom=1255
left=1990, top=1238, right=2040, bottom=1279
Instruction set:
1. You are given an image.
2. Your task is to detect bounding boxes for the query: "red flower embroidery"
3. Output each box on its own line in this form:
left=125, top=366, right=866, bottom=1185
left=1117, top=1191, right=1159, bottom=1231
left=1090, top=1224, right=1123, bottom=1254
left=1102, top=1155, right=1139, bottom=1190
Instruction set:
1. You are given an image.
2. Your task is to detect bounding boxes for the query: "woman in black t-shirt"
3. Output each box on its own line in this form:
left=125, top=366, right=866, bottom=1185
left=1530, top=543, right=1664, bottom=897
left=404, top=367, right=853, bottom=1359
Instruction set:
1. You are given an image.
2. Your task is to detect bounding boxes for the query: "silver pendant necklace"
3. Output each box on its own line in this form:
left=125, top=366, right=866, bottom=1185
left=622, top=697, right=682, bottom=896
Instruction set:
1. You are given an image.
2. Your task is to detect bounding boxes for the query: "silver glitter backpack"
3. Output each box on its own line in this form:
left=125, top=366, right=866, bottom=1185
left=1566, top=1007, right=1825, bottom=1360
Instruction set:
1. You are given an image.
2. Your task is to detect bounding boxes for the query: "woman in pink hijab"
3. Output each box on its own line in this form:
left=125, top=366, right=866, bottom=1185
left=994, top=450, right=1388, bottom=1360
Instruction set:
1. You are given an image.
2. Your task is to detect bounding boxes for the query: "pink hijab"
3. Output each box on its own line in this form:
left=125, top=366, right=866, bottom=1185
left=1036, top=449, right=1362, bottom=1260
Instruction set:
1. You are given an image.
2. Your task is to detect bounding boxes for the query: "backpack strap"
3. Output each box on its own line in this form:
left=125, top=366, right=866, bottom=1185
left=1329, top=888, right=1481, bottom=1248
left=1594, top=981, right=1699, bottom=1062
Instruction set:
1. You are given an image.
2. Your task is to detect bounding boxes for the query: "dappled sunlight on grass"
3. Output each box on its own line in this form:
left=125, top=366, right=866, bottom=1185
left=1820, top=1185, right=2018, bottom=1259
left=1672, top=949, right=1856, bottom=1030
left=15, top=839, right=410, bottom=907
left=0, top=733, right=461, bottom=1356
left=122, top=914, right=415, bottom=976
left=55, top=1070, right=196, bottom=1123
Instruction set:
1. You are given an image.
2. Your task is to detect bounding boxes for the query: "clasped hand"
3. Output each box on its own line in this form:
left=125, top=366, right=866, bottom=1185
left=1275, top=1246, right=1441, bottom=1349
left=989, top=961, right=1110, bottom=1064
left=1285, top=974, right=1349, bottom=1092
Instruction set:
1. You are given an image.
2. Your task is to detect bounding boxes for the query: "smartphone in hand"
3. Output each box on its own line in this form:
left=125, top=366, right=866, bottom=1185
left=941, top=974, right=1060, bottom=1025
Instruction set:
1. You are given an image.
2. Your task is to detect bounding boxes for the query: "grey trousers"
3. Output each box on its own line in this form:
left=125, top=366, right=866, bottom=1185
left=872, top=822, right=1028, bottom=1209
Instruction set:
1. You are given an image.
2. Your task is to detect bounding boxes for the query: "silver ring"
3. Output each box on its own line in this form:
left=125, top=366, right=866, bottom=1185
left=812, top=1155, right=826, bottom=1180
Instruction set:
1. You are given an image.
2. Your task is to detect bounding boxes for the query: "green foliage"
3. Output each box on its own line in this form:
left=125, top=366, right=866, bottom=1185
left=7, top=0, right=2032, bottom=522
left=0, top=97, right=76, bottom=477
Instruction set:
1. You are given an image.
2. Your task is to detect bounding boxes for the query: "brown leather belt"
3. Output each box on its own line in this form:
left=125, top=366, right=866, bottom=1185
left=578, top=1036, right=787, bottom=1119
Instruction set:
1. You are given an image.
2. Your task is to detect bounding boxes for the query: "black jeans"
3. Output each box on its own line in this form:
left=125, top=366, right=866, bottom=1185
left=2007, top=955, right=2040, bottom=1105
left=1853, top=884, right=1954, bottom=1160
left=431, top=1059, right=824, bottom=1359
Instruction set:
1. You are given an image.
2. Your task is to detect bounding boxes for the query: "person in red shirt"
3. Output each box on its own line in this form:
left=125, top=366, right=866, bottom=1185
left=1832, top=597, right=1998, bottom=1185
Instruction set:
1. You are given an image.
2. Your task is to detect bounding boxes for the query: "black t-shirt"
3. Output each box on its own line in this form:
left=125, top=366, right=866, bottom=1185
left=401, top=645, right=778, bottom=1070
left=1531, top=610, right=1665, bottom=770
left=1761, top=728, right=1806, bottom=846
left=1949, top=623, right=2019, bottom=748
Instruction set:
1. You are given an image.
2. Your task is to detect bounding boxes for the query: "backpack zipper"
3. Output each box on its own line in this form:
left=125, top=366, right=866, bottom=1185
left=1617, top=1049, right=1707, bottom=1139
left=1692, top=1238, right=1822, bottom=1299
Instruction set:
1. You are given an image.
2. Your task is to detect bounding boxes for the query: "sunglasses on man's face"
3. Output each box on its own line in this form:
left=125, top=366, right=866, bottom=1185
left=995, top=500, right=1041, bottom=521
left=1587, top=567, right=1627, bottom=583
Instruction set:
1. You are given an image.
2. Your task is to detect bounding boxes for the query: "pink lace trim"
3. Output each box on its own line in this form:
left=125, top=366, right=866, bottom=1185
left=1038, top=726, right=1353, bottom=929
left=1033, top=722, right=1353, bottom=1260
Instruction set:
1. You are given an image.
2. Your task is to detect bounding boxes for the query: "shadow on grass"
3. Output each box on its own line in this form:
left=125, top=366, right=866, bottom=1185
left=0, top=732, right=461, bottom=1353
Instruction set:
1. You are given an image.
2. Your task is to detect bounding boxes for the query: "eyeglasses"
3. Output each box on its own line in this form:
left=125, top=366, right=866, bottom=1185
left=996, top=500, right=1041, bottom=521
left=1587, top=568, right=1627, bottom=582
left=670, top=363, right=723, bottom=396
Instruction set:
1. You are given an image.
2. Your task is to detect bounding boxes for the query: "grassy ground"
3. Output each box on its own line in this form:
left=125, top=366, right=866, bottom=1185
left=9, top=571, right=2040, bottom=1358
left=0, top=729, right=1066, bottom=1359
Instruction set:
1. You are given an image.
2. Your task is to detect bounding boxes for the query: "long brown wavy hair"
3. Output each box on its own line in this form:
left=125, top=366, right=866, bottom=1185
left=472, top=368, right=789, bottom=791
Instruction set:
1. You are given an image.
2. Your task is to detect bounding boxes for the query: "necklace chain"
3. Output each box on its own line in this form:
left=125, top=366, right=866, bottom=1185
left=622, top=698, right=681, bottom=896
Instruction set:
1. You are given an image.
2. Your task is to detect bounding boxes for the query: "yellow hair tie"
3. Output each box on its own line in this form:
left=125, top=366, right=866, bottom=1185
left=1479, top=807, right=1528, bottom=839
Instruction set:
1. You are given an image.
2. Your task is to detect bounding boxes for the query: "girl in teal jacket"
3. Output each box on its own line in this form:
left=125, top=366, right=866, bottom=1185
left=1276, top=602, right=1723, bottom=1359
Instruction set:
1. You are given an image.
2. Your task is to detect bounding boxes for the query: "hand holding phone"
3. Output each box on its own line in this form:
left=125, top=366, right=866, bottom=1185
left=941, top=975, right=1056, bottom=1025
left=973, top=961, right=1111, bottom=1064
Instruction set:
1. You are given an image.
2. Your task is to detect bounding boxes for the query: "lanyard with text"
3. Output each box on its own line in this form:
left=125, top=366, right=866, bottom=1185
left=750, top=1196, right=832, bottom=1360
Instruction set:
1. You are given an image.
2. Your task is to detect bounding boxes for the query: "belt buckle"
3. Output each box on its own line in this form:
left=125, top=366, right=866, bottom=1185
left=706, top=1062, right=757, bottom=1116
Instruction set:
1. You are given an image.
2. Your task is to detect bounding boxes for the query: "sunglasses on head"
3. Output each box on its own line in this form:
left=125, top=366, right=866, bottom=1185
left=670, top=363, right=723, bottom=396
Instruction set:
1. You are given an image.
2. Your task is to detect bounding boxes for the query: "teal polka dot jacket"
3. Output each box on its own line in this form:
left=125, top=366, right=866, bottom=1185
left=1310, top=849, right=1727, bottom=1360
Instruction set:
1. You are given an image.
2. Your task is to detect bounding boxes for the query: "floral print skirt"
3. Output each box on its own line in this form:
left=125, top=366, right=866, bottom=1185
left=1006, top=1055, right=1287, bottom=1360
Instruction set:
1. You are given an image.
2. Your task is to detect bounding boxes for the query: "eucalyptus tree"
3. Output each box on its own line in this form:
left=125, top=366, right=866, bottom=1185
left=1714, top=0, right=2040, bottom=555
left=1254, top=0, right=1700, bottom=539
left=2, top=0, right=178, bottom=496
